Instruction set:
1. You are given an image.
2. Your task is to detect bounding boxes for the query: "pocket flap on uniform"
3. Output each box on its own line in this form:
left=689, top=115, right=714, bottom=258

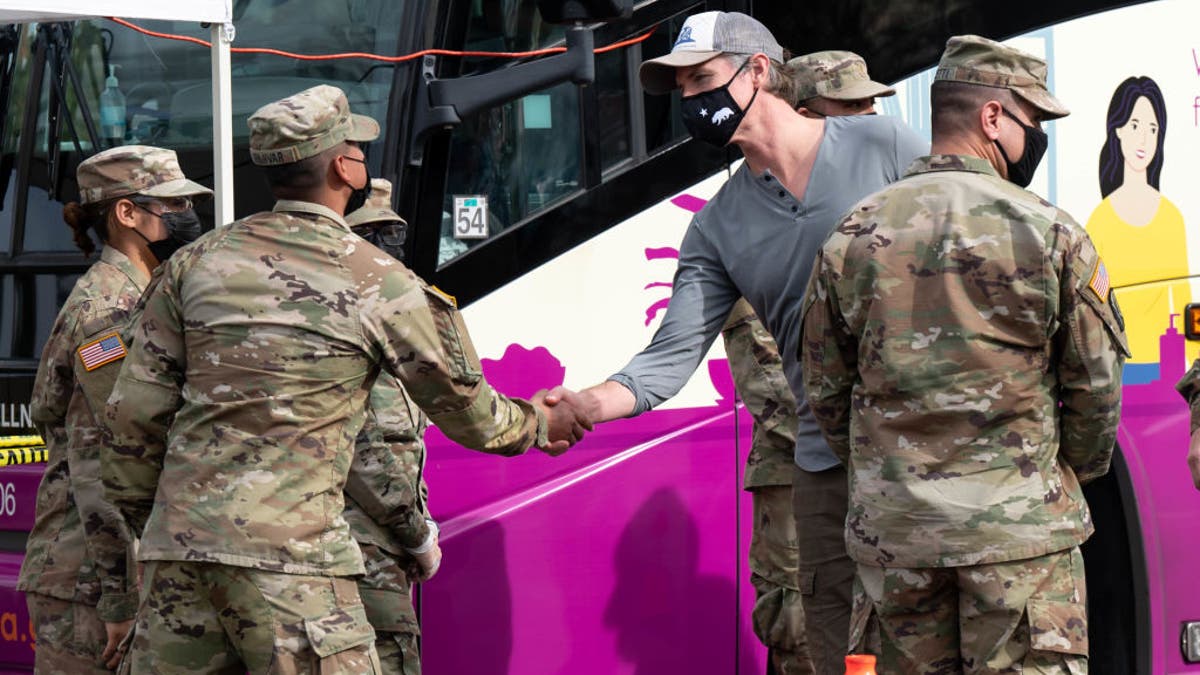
left=358, top=587, right=420, bottom=635
left=304, top=604, right=376, bottom=658
left=1026, top=598, right=1088, bottom=656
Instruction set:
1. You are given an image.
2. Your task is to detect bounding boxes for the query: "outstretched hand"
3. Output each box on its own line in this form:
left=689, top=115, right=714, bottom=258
left=533, top=387, right=594, bottom=456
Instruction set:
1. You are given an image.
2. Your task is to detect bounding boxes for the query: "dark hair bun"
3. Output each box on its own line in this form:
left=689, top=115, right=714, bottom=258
left=62, top=201, right=98, bottom=257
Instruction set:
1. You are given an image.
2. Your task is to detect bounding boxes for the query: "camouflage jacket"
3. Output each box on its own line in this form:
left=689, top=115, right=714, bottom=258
left=721, top=298, right=797, bottom=489
left=18, top=246, right=140, bottom=621
left=103, top=200, right=546, bottom=576
left=343, top=372, right=429, bottom=635
left=1177, top=359, right=1200, bottom=433
left=801, top=155, right=1129, bottom=568
left=343, top=370, right=430, bottom=556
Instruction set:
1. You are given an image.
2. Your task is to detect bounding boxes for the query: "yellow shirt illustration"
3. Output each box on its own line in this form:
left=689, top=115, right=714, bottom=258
left=1085, top=195, right=1189, bottom=365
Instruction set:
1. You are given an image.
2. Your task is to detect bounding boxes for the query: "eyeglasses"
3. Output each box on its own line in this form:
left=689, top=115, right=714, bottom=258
left=352, top=221, right=406, bottom=249
left=131, top=196, right=193, bottom=213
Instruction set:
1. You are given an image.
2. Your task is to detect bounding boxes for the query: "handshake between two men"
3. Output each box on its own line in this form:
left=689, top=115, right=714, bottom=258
left=533, top=380, right=638, bottom=455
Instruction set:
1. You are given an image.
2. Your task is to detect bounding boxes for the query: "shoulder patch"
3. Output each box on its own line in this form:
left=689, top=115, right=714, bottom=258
left=1088, top=259, right=1111, bottom=303
left=77, top=332, right=127, bottom=371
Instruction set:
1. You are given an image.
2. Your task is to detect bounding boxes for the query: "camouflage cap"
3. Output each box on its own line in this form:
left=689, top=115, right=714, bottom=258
left=248, top=84, right=380, bottom=166
left=788, top=50, right=895, bottom=103
left=345, top=178, right=405, bottom=227
left=76, top=145, right=213, bottom=205
left=934, top=35, right=1069, bottom=120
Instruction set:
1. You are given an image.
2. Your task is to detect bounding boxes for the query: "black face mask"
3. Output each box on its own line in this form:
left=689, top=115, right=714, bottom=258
left=994, top=108, right=1048, bottom=188
left=352, top=221, right=407, bottom=261
left=133, top=205, right=204, bottom=263
left=342, top=155, right=371, bottom=215
left=680, top=61, right=758, bottom=147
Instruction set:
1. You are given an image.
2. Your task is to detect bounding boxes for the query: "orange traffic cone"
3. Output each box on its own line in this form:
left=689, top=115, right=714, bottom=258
left=845, top=654, right=878, bottom=675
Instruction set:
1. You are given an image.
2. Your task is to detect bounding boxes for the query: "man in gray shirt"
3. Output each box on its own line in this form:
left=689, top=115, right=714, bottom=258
left=548, top=12, right=926, bottom=672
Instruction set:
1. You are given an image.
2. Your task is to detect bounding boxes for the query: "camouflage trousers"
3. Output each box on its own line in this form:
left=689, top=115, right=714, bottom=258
left=793, top=464, right=855, bottom=675
left=749, top=484, right=814, bottom=675
left=26, top=592, right=110, bottom=674
left=357, top=542, right=421, bottom=675
left=849, top=547, right=1089, bottom=674
left=375, top=632, right=420, bottom=675
left=121, top=561, right=381, bottom=674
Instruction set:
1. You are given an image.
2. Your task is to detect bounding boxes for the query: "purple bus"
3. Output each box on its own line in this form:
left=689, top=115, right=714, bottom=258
left=1, top=0, right=1196, bottom=672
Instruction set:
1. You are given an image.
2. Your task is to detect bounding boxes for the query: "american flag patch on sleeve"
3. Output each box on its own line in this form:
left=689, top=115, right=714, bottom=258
left=1088, top=260, right=1111, bottom=302
left=77, top=332, right=127, bottom=371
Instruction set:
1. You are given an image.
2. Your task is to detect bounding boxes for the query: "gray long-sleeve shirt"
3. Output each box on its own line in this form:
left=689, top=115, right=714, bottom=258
left=610, top=114, right=928, bottom=471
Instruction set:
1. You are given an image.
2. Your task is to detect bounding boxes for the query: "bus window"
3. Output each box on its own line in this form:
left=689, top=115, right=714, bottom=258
left=0, top=273, right=78, bottom=361
left=82, top=1, right=405, bottom=151
left=436, top=0, right=646, bottom=265
left=462, top=0, right=565, bottom=63
left=0, top=275, right=12, bottom=357
left=0, top=0, right=413, bottom=366
left=440, top=80, right=581, bottom=265
left=30, top=274, right=74, bottom=355
left=21, top=187, right=77, bottom=251
left=596, top=48, right=631, bottom=173
left=437, top=0, right=598, bottom=265
left=0, top=25, right=33, bottom=255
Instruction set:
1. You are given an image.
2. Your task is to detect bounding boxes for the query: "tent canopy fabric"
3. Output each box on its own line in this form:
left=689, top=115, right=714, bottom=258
left=0, top=0, right=230, bottom=25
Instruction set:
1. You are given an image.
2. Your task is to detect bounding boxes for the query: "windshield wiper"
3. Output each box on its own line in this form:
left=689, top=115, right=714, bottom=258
left=43, top=22, right=102, bottom=201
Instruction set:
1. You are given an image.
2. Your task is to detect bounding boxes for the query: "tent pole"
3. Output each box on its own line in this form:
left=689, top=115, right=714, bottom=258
left=210, top=21, right=234, bottom=226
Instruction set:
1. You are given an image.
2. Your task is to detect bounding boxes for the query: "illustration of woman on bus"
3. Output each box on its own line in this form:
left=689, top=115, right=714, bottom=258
left=1085, top=75, right=1188, bottom=369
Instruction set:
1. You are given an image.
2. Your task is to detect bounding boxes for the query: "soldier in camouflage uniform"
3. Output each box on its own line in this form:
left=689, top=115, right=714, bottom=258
left=788, top=51, right=894, bottom=118
left=100, top=85, right=590, bottom=674
left=801, top=36, right=1129, bottom=672
left=342, top=179, right=429, bottom=674
left=721, top=299, right=813, bottom=674
left=1175, top=361, right=1200, bottom=490
left=19, top=146, right=211, bottom=673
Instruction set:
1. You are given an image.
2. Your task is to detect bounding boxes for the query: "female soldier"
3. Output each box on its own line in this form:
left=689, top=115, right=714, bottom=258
left=17, top=146, right=210, bottom=672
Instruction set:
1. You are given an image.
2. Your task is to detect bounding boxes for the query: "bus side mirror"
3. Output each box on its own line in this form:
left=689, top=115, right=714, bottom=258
left=407, top=0, right=634, bottom=165
left=537, top=0, right=632, bottom=23
left=408, top=26, right=600, bottom=166
left=1184, top=304, right=1200, bottom=341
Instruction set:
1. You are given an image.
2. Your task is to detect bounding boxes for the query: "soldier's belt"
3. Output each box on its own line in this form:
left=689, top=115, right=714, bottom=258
left=0, top=435, right=47, bottom=466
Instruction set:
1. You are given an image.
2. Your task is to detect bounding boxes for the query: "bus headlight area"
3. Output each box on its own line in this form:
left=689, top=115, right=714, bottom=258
left=1184, top=622, right=1200, bottom=663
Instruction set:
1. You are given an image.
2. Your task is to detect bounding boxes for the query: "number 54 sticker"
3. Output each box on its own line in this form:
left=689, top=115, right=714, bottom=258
left=453, top=196, right=489, bottom=240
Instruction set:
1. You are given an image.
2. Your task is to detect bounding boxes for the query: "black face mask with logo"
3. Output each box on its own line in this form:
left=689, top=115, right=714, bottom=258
left=995, top=107, right=1048, bottom=188
left=680, top=61, right=759, bottom=147
left=133, top=204, right=204, bottom=264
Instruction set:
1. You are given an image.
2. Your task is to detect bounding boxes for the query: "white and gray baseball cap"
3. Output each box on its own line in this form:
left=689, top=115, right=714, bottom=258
left=639, top=11, right=784, bottom=95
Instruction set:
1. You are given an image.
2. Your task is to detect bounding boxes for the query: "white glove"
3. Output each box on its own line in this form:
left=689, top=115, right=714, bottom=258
left=405, top=519, right=442, bottom=581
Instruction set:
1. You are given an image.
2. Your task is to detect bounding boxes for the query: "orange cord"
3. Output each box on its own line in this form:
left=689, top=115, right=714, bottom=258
left=105, top=17, right=654, bottom=62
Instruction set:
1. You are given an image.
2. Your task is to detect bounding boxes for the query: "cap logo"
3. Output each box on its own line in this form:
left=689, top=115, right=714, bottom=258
left=711, top=107, right=735, bottom=124
left=674, top=26, right=695, bottom=48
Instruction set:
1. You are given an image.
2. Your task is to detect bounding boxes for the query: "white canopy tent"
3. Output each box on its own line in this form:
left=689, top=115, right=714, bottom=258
left=0, top=0, right=236, bottom=226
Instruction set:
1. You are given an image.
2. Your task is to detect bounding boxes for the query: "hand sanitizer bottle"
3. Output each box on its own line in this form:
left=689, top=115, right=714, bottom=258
left=99, top=65, right=126, bottom=147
